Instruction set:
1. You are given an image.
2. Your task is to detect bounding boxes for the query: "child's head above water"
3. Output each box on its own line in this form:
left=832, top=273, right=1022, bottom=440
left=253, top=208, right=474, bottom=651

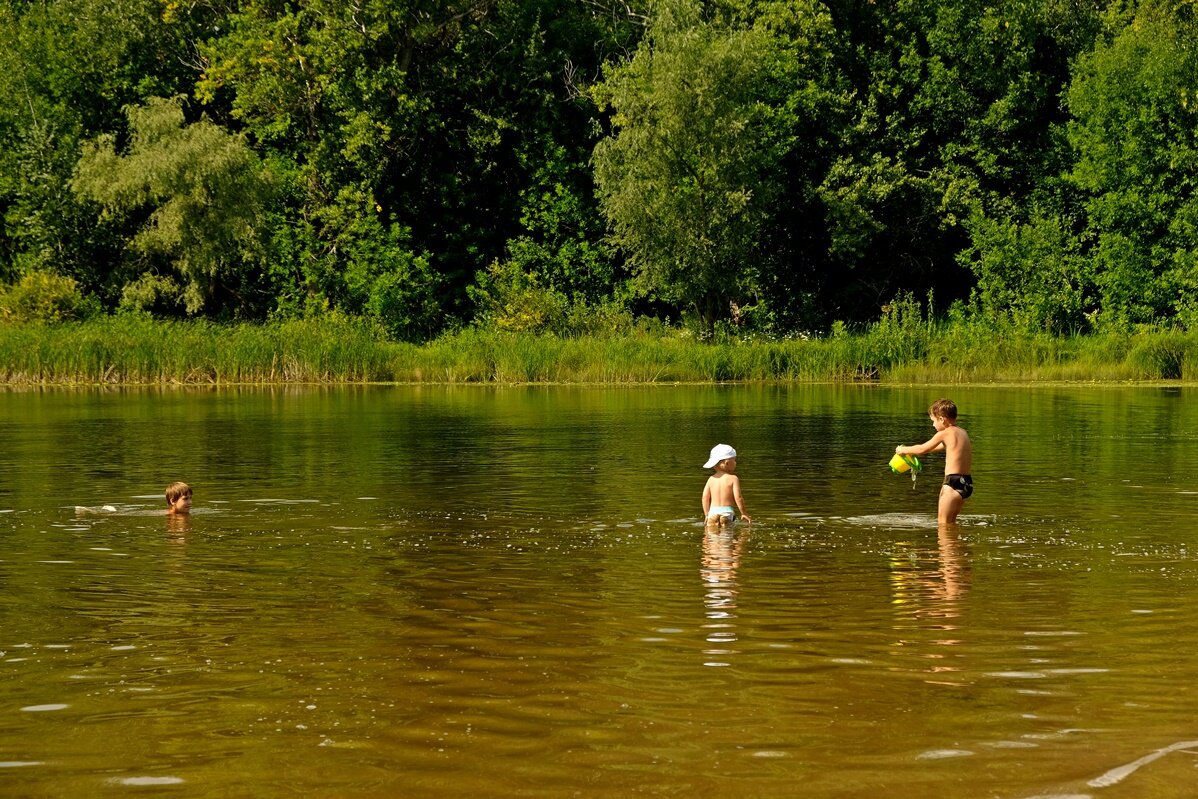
left=704, top=443, right=738, bottom=470
left=165, top=481, right=192, bottom=514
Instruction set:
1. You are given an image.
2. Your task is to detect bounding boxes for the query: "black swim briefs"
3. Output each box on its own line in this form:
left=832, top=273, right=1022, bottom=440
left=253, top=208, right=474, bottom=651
left=943, top=473, right=974, bottom=499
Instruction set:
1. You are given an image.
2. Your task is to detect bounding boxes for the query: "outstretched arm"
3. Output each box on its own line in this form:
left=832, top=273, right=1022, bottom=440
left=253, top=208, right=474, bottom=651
left=896, top=430, right=947, bottom=457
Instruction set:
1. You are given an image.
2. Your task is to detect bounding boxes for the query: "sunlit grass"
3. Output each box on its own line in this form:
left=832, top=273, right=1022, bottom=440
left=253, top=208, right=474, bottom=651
left=0, top=315, right=401, bottom=384
left=1, top=315, right=1196, bottom=384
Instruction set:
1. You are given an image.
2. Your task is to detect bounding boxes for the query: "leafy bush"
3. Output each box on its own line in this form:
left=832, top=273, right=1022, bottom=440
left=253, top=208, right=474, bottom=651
left=0, top=271, right=99, bottom=322
left=335, top=205, right=441, bottom=342
left=562, top=300, right=635, bottom=338
left=469, top=259, right=570, bottom=334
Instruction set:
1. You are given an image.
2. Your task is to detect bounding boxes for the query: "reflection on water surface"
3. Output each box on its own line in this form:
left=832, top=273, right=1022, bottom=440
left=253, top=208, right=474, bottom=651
left=2, top=385, right=1198, bottom=797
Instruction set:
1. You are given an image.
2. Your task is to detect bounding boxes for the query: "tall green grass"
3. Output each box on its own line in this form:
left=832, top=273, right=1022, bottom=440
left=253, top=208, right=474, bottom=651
left=0, top=315, right=405, bottom=384
left=1, top=315, right=1197, bottom=384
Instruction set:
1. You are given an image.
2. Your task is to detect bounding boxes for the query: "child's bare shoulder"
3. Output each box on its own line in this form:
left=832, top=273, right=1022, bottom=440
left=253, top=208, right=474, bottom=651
left=950, top=426, right=972, bottom=447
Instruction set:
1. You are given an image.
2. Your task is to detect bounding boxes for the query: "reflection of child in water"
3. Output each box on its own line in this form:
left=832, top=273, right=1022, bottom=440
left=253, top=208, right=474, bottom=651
left=701, top=444, right=750, bottom=530
left=166, top=509, right=191, bottom=541
left=165, top=481, right=192, bottom=515
left=702, top=526, right=748, bottom=621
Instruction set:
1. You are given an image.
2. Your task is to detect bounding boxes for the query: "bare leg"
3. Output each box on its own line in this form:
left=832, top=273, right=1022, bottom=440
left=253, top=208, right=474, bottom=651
left=938, top=484, right=965, bottom=525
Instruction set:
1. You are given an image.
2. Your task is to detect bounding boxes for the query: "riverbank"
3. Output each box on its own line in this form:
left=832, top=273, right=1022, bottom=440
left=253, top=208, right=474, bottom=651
left=0, top=315, right=1194, bottom=384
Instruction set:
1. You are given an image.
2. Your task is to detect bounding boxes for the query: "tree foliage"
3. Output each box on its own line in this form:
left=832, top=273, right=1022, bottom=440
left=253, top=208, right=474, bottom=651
left=73, top=97, right=275, bottom=316
left=0, top=0, right=196, bottom=295
left=5, top=0, right=1198, bottom=340
left=1065, top=0, right=1198, bottom=327
left=593, top=0, right=843, bottom=330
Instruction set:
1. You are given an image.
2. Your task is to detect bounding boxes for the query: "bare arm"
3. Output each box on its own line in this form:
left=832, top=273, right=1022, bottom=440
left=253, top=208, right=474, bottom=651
left=896, top=430, right=947, bottom=457
left=732, top=476, right=751, bottom=524
left=702, top=479, right=712, bottom=517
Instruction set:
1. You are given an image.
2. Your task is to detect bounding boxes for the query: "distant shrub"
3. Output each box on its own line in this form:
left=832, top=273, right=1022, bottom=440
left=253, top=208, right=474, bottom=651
left=469, top=259, right=570, bottom=334
left=0, top=271, right=99, bottom=322
left=563, top=299, right=635, bottom=337
left=470, top=259, right=636, bottom=337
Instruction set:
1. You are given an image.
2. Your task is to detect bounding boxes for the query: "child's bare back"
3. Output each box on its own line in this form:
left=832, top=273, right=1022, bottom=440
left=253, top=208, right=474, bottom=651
left=939, top=425, right=972, bottom=475
left=702, top=444, right=750, bottom=528
left=705, top=473, right=740, bottom=508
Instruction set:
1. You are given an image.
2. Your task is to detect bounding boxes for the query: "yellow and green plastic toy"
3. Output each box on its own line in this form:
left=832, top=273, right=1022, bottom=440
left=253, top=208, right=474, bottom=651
left=888, top=453, right=922, bottom=474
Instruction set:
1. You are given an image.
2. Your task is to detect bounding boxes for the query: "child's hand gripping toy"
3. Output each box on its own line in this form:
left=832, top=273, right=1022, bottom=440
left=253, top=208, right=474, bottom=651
left=889, top=452, right=922, bottom=486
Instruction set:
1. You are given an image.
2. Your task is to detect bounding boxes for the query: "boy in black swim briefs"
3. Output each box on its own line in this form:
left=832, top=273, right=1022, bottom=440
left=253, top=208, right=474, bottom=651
left=895, top=399, right=973, bottom=525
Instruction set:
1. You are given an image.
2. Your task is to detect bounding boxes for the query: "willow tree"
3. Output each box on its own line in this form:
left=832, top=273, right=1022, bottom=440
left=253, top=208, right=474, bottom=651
left=73, top=97, right=275, bottom=316
left=0, top=0, right=197, bottom=294
left=591, top=3, right=813, bottom=330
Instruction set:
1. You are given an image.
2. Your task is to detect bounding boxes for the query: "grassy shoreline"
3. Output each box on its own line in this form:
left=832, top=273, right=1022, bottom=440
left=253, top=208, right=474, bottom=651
left=0, top=315, right=1196, bottom=385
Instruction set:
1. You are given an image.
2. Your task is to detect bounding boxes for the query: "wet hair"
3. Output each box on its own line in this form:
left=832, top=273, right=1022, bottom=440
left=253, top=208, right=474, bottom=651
left=165, top=481, right=192, bottom=504
left=929, top=398, right=958, bottom=421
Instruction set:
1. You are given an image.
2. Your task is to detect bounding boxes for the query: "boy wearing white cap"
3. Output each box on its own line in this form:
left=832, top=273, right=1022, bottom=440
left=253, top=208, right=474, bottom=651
left=702, top=444, right=750, bottom=529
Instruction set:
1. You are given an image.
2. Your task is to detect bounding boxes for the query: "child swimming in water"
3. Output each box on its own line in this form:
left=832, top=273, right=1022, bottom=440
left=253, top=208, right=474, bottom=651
left=165, top=481, right=192, bottom=515
left=702, top=444, right=751, bottom=530
left=895, top=399, right=973, bottom=525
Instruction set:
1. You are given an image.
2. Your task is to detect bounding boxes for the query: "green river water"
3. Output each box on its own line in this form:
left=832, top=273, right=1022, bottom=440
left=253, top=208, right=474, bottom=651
left=1, top=385, right=1197, bottom=798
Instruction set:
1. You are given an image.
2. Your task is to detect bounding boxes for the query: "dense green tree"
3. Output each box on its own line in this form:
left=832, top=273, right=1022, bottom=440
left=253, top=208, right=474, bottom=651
left=73, top=97, right=276, bottom=316
left=963, top=0, right=1196, bottom=332
left=821, top=0, right=1106, bottom=325
left=0, top=0, right=205, bottom=298
left=592, top=0, right=843, bottom=330
left=419, top=0, right=641, bottom=321
left=189, top=0, right=643, bottom=336
left=1065, top=0, right=1198, bottom=327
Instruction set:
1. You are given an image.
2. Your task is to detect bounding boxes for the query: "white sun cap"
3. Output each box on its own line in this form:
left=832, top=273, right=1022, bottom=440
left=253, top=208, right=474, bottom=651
left=704, top=444, right=737, bottom=469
